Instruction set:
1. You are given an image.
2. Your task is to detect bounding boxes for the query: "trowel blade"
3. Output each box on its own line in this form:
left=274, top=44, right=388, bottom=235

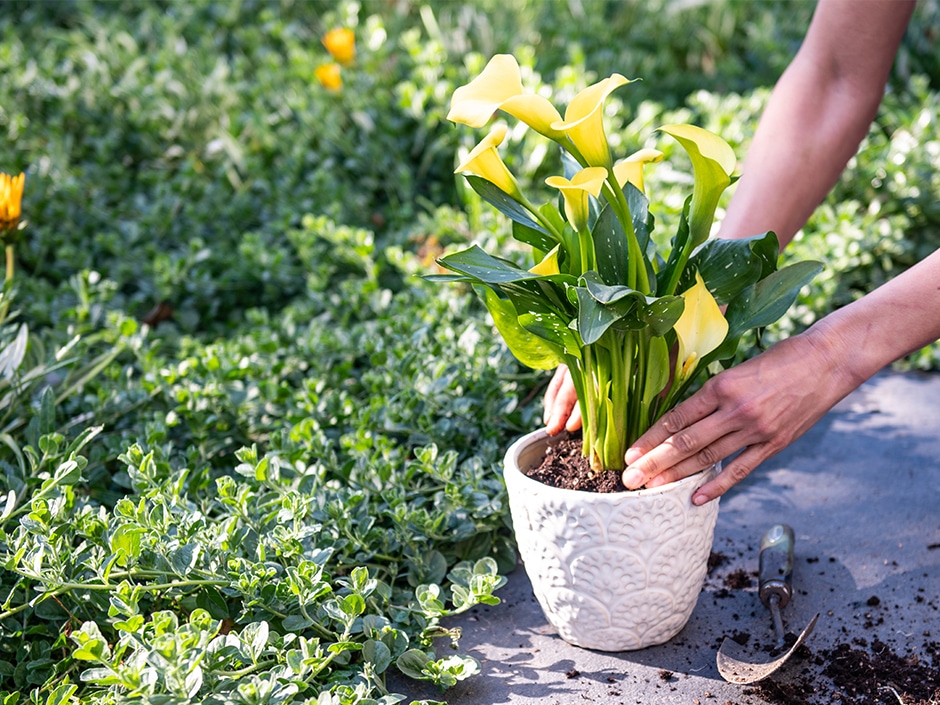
left=716, top=613, right=819, bottom=684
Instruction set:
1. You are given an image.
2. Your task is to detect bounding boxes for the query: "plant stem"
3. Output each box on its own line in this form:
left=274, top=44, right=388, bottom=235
left=5, top=245, right=13, bottom=283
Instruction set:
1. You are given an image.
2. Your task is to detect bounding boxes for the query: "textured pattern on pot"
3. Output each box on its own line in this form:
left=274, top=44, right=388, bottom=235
left=504, top=428, right=720, bottom=651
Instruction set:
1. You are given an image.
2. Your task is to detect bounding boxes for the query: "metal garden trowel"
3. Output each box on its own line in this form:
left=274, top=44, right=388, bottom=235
left=716, top=524, right=820, bottom=684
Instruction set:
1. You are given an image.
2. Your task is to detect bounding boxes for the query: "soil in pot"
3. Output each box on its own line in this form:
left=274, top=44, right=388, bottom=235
left=525, top=432, right=628, bottom=493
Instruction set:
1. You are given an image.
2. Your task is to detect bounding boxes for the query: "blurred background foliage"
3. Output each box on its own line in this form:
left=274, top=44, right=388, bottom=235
left=1, top=0, right=939, bottom=700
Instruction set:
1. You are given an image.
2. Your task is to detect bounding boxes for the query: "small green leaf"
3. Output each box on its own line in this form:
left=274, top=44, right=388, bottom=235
left=363, top=639, right=393, bottom=673
left=396, top=649, right=432, bottom=680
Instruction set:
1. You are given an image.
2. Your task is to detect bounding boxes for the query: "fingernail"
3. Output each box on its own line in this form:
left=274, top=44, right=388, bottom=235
left=692, top=492, right=709, bottom=506
left=622, top=468, right=644, bottom=489
left=624, top=448, right=643, bottom=465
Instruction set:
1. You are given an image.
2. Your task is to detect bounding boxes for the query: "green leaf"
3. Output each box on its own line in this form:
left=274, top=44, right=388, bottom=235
left=512, top=220, right=556, bottom=253
left=437, top=245, right=538, bottom=285
left=725, top=260, right=824, bottom=339
left=624, top=181, right=653, bottom=252
left=684, top=231, right=781, bottom=304
left=591, top=204, right=629, bottom=286
left=640, top=296, right=685, bottom=337
left=465, top=175, right=547, bottom=233
left=396, top=650, right=432, bottom=680
left=574, top=288, right=623, bottom=345
left=363, top=639, right=393, bottom=673
left=482, top=288, right=565, bottom=370
left=643, top=335, right=671, bottom=401
left=340, top=593, right=365, bottom=617
left=44, top=684, right=77, bottom=705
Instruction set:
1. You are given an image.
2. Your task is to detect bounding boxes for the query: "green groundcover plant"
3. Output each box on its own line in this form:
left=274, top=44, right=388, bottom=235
left=432, top=54, right=822, bottom=472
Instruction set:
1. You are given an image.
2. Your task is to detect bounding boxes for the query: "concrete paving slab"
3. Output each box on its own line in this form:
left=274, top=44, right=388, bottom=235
left=391, top=370, right=940, bottom=704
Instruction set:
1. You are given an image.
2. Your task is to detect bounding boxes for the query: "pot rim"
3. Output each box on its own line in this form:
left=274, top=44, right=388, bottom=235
left=504, top=427, right=718, bottom=498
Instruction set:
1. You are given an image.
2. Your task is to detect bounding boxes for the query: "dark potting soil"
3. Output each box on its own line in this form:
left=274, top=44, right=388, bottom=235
left=740, top=637, right=940, bottom=705
left=525, top=433, right=627, bottom=492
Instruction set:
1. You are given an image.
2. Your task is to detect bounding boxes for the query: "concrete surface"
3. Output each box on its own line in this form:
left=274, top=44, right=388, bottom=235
left=392, top=370, right=940, bottom=704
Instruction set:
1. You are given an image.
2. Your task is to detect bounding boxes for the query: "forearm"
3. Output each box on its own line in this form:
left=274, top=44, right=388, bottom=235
left=719, top=0, right=916, bottom=247
left=802, top=248, right=940, bottom=386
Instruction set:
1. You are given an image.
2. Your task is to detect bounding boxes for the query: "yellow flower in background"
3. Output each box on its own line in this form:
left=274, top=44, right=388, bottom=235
left=551, top=74, right=633, bottom=168
left=323, top=28, right=355, bottom=65
left=613, top=149, right=664, bottom=194
left=545, top=166, right=608, bottom=234
left=315, top=63, right=343, bottom=91
left=447, top=54, right=565, bottom=140
left=0, top=172, right=24, bottom=231
left=455, top=123, right=523, bottom=201
left=674, top=272, right=728, bottom=382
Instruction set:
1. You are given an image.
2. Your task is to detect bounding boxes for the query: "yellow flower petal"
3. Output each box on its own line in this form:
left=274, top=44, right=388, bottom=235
left=674, top=272, right=728, bottom=380
left=0, top=172, right=25, bottom=229
left=447, top=55, right=525, bottom=128
left=499, top=94, right=565, bottom=140
left=612, top=148, right=664, bottom=194
left=659, top=124, right=736, bottom=246
left=551, top=74, right=633, bottom=167
left=455, top=123, right=523, bottom=200
left=448, top=55, right=566, bottom=139
left=323, top=28, right=355, bottom=65
left=529, top=244, right=562, bottom=276
left=315, top=63, right=343, bottom=91
left=545, top=166, right=608, bottom=232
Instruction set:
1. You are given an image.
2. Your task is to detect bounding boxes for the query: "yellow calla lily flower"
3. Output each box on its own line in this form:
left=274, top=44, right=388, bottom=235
left=545, top=166, right=608, bottom=233
left=447, top=55, right=565, bottom=139
left=612, top=149, right=664, bottom=194
left=0, top=172, right=25, bottom=231
left=551, top=74, right=633, bottom=167
left=674, top=272, right=728, bottom=381
left=455, top=123, right=523, bottom=200
left=529, top=244, right=562, bottom=276
left=659, top=124, right=736, bottom=247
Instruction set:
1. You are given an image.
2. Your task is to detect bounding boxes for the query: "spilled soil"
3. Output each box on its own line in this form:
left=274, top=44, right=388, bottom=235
left=742, top=637, right=940, bottom=705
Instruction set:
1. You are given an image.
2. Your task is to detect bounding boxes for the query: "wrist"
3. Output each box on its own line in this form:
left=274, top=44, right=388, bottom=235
left=799, top=312, right=872, bottom=397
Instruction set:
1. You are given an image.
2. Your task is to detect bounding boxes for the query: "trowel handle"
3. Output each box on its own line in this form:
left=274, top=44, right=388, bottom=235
left=758, top=523, right=794, bottom=610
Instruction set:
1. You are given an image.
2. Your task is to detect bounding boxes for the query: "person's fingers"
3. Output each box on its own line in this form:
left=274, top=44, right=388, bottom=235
left=621, top=403, right=731, bottom=489
left=641, top=429, right=750, bottom=489
left=564, top=401, right=582, bottom=432
left=623, top=391, right=719, bottom=466
left=544, top=367, right=579, bottom=435
left=542, top=365, right=569, bottom=424
left=691, top=444, right=771, bottom=505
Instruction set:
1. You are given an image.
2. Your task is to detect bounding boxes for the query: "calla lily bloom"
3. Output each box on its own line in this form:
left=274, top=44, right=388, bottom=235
left=613, top=149, right=664, bottom=194
left=455, top=123, right=524, bottom=201
left=529, top=244, right=562, bottom=276
left=315, top=63, right=343, bottom=91
left=545, top=166, right=608, bottom=233
left=0, top=172, right=24, bottom=231
left=551, top=74, right=633, bottom=168
left=674, top=272, right=728, bottom=381
left=659, top=124, right=736, bottom=247
left=323, top=28, right=356, bottom=65
left=447, top=54, right=565, bottom=139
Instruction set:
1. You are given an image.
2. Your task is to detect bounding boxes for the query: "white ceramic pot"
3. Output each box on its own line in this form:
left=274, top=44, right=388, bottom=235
left=503, top=428, right=720, bottom=651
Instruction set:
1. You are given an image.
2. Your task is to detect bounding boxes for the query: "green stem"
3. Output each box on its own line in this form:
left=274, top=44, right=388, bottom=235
left=5, top=245, right=13, bottom=283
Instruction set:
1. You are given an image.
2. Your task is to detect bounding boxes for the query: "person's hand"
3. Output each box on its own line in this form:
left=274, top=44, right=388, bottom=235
left=543, top=364, right=582, bottom=435
left=620, top=328, right=858, bottom=505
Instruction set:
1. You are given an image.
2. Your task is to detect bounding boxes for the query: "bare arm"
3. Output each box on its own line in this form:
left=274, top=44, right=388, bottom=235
left=621, top=0, right=926, bottom=500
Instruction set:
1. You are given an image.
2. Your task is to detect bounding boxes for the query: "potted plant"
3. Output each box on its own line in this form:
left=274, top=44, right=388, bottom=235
left=431, top=55, right=821, bottom=650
